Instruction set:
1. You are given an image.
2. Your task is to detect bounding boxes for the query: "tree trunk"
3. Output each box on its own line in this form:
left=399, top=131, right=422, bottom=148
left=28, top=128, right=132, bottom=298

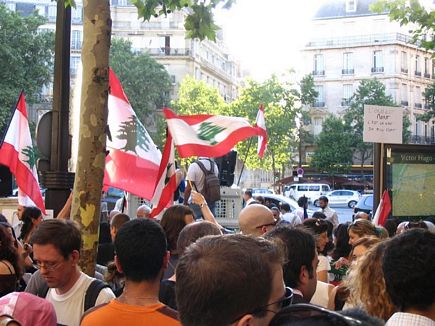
left=71, top=0, right=111, bottom=277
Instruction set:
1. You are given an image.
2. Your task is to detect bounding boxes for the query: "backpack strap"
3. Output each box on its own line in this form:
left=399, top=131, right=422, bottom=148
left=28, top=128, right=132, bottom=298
left=195, top=160, right=210, bottom=174
left=84, top=279, right=111, bottom=312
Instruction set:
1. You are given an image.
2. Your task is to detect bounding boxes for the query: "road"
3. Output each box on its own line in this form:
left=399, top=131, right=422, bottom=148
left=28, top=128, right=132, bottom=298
left=308, top=204, right=354, bottom=224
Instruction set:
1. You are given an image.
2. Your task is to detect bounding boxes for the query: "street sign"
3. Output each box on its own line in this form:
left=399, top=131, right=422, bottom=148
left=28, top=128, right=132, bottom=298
left=363, top=105, right=402, bottom=144
left=297, top=167, right=304, bottom=176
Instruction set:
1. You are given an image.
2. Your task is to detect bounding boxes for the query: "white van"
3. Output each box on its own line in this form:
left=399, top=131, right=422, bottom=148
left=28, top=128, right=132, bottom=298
left=284, top=183, right=331, bottom=203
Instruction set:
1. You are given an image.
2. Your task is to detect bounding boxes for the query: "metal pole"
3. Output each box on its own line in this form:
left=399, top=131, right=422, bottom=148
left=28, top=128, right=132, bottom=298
left=373, top=143, right=383, bottom=211
left=237, top=138, right=253, bottom=186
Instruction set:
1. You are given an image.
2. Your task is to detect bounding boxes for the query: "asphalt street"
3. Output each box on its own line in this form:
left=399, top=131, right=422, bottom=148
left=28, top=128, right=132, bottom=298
left=308, top=204, right=354, bottom=224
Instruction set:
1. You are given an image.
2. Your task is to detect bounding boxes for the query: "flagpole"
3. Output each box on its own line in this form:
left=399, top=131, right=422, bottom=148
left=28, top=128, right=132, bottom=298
left=0, top=90, right=24, bottom=149
left=237, top=137, right=253, bottom=186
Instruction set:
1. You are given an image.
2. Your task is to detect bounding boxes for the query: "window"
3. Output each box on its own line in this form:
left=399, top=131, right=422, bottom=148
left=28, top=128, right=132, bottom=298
left=170, top=75, right=176, bottom=84
left=401, top=51, right=408, bottom=73
left=309, top=186, right=320, bottom=191
left=313, top=54, right=324, bottom=76
left=70, top=56, right=81, bottom=76
left=346, top=0, right=357, bottom=12
left=401, top=84, right=408, bottom=106
left=314, top=118, right=322, bottom=126
left=372, top=51, right=384, bottom=73
left=342, top=52, right=353, bottom=74
left=415, top=55, right=421, bottom=76
left=415, top=87, right=422, bottom=108
left=72, top=6, right=83, bottom=23
left=314, top=85, right=324, bottom=107
left=35, top=4, right=46, bottom=16
left=6, top=3, right=15, bottom=11
left=48, top=5, right=56, bottom=21
left=424, top=58, right=430, bottom=78
left=71, top=30, right=82, bottom=50
left=342, top=84, right=353, bottom=106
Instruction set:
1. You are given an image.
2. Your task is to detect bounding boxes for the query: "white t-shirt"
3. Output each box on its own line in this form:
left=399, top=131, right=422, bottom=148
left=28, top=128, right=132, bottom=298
left=317, top=255, right=331, bottom=273
left=282, top=212, right=302, bottom=226
left=46, top=272, right=115, bottom=326
left=310, top=280, right=333, bottom=308
left=187, top=158, right=218, bottom=195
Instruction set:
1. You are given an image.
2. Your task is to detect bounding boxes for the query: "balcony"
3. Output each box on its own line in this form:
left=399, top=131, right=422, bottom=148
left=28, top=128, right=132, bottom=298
left=146, top=47, right=191, bottom=56
left=401, top=101, right=408, bottom=106
left=415, top=71, right=422, bottom=77
left=313, top=102, right=325, bottom=108
left=313, top=70, right=325, bottom=76
left=401, top=68, right=408, bottom=73
left=424, top=73, right=431, bottom=78
left=342, top=69, right=354, bottom=75
left=409, top=135, right=435, bottom=145
left=341, top=99, right=351, bottom=106
left=415, top=103, right=422, bottom=109
left=371, top=67, right=384, bottom=73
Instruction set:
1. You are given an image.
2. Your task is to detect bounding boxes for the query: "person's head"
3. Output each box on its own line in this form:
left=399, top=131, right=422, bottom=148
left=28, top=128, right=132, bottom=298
left=108, top=209, right=121, bottom=223
left=345, top=241, right=394, bottom=321
left=271, top=207, right=281, bottom=220
left=318, top=196, right=329, bottom=209
left=354, top=211, right=370, bottom=221
left=349, top=236, right=381, bottom=261
left=176, top=234, right=285, bottom=326
left=280, top=203, right=291, bottom=214
left=0, top=225, right=21, bottom=279
left=239, top=204, right=276, bottom=237
left=243, top=189, right=253, bottom=202
left=255, top=195, right=265, bottom=205
left=331, top=222, right=351, bottom=260
left=136, top=204, right=151, bottom=219
left=16, top=205, right=25, bottom=220
left=383, top=218, right=400, bottom=237
left=348, top=219, right=378, bottom=245
left=114, top=218, right=168, bottom=283
left=110, top=213, right=130, bottom=241
left=266, top=226, right=318, bottom=301
left=382, top=229, right=435, bottom=314
left=160, top=205, right=194, bottom=254
left=30, top=219, right=81, bottom=290
left=0, top=213, right=7, bottom=223
left=303, top=218, right=329, bottom=253
left=19, top=206, right=42, bottom=241
left=312, top=212, right=327, bottom=220
left=297, top=196, right=308, bottom=209
left=177, top=221, right=222, bottom=255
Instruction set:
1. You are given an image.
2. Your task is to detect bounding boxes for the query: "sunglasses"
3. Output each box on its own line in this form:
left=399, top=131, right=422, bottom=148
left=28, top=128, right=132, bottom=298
left=270, top=303, right=363, bottom=326
left=231, top=287, right=294, bottom=323
left=255, top=220, right=278, bottom=229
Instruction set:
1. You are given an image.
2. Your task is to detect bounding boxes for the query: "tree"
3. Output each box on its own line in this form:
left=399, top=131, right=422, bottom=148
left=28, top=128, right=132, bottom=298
left=110, top=38, right=172, bottom=124
left=0, top=4, right=54, bottom=135
left=343, top=79, right=411, bottom=167
left=311, top=116, right=353, bottom=177
left=371, top=0, right=434, bottom=52
left=420, top=82, right=435, bottom=121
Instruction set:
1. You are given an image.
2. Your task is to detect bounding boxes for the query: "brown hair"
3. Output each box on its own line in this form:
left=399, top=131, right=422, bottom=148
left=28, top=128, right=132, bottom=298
left=160, top=205, right=193, bottom=254
left=176, top=221, right=221, bottom=255
left=110, top=213, right=130, bottom=231
left=176, top=234, right=284, bottom=326
left=30, top=219, right=81, bottom=259
left=348, top=219, right=378, bottom=238
left=346, top=241, right=395, bottom=320
left=0, top=225, right=22, bottom=279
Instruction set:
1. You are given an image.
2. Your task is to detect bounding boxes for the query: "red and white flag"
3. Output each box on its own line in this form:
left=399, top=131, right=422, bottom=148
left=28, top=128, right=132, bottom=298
left=103, top=69, right=161, bottom=200
left=163, top=108, right=264, bottom=158
left=150, top=132, right=177, bottom=218
left=255, top=105, right=267, bottom=158
left=0, top=92, right=46, bottom=214
left=373, top=190, right=391, bottom=226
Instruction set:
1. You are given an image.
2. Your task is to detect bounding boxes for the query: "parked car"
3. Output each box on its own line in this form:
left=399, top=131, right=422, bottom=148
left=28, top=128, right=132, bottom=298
left=283, top=183, right=331, bottom=203
left=314, top=190, right=361, bottom=208
left=252, top=193, right=314, bottom=216
left=251, top=188, right=274, bottom=194
left=353, top=194, right=373, bottom=217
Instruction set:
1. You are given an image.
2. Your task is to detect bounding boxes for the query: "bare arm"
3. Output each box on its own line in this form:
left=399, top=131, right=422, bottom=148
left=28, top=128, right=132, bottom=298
left=57, top=192, right=73, bottom=219
left=190, top=191, right=223, bottom=229
left=183, top=182, right=192, bottom=206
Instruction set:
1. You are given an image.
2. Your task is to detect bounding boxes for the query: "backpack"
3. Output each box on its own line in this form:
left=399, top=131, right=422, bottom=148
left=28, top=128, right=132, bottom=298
left=195, top=159, right=221, bottom=203
left=36, top=279, right=110, bottom=312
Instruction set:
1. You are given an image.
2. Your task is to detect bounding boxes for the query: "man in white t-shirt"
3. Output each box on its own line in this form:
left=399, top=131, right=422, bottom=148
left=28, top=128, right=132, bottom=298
left=29, top=219, right=115, bottom=326
left=280, top=203, right=301, bottom=226
left=184, top=157, right=219, bottom=219
left=318, top=196, right=339, bottom=229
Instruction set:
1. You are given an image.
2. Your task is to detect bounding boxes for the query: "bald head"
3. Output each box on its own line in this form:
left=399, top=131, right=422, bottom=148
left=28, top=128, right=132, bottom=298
left=354, top=211, right=370, bottom=220
left=136, top=204, right=151, bottom=218
left=239, top=204, right=276, bottom=236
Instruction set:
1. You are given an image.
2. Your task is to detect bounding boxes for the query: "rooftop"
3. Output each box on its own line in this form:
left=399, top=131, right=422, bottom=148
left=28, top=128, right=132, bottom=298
left=313, top=0, right=388, bottom=20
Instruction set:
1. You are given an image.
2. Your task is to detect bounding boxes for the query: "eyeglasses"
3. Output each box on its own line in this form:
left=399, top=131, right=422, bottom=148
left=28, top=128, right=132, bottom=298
left=269, top=303, right=363, bottom=326
left=35, top=260, right=64, bottom=272
left=255, top=220, right=278, bottom=229
left=231, top=287, right=293, bottom=323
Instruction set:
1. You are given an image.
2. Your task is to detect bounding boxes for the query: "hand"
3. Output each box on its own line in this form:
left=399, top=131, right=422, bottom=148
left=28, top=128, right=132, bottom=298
left=334, top=257, right=349, bottom=269
left=191, top=191, right=207, bottom=207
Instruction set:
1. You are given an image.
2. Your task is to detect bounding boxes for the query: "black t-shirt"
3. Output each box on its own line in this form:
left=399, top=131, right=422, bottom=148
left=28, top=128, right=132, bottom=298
left=159, top=279, right=177, bottom=310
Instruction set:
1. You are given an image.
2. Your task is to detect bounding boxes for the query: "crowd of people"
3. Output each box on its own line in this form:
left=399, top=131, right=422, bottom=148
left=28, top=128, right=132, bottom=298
left=0, top=185, right=434, bottom=326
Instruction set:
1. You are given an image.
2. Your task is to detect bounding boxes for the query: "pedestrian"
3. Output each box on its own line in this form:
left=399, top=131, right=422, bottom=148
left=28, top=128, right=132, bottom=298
left=317, top=196, right=339, bottom=229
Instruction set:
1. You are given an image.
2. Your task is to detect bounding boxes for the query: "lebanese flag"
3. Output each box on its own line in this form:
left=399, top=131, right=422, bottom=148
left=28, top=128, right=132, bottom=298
left=373, top=190, right=391, bottom=226
left=163, top=108, right=264, bottom=158
left=150, top=132, right=177, bottom=218
left=0, top=92, right=46, bottom=214
left=255, top=105, right=267, bottom=158
left=103, top=69, right=161, bottom=200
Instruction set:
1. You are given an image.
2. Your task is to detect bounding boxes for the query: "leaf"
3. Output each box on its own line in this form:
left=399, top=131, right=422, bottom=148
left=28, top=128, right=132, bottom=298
left=64, top=0, right=76, bottom=8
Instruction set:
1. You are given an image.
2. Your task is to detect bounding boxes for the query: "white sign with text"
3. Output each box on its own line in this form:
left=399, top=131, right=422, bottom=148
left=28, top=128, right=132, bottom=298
left=363, top=105, right=403, bottom=144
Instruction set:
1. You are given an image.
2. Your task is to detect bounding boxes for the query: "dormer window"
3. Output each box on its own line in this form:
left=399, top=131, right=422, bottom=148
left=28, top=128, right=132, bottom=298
left=346, top=0, right=357, bottom=12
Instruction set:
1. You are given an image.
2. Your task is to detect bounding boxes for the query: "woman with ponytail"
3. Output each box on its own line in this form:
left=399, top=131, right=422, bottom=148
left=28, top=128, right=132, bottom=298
left=18, top=207, right=42, bottom=244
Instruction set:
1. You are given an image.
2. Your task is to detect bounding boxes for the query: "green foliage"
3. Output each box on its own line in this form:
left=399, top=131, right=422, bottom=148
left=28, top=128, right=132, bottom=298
left=419, top=83, right=435, bottom=122
left=371, top=0, right=434, bottom=53
left=110, top=38, right=172, bottom=124
left=64, top=0, right=76, bottom=8
left=312, top=116, right=353, bottom=175
left=0, top=4, right=54, bottom=136
left=130, top=0, right=234, bottom=41
left=299, top=74, right=318, bottom=106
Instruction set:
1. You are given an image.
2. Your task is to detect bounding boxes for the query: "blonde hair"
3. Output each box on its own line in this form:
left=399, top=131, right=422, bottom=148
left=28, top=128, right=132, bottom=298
left=345, top=241, right=395, bottom=321
left=349, top=236, right=381, bottom=261
left=348, top=219, right=377, bottom=238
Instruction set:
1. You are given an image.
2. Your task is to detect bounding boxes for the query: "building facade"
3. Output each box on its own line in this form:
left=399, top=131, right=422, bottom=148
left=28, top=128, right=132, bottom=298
left=302, top=0, right=434, bottom=148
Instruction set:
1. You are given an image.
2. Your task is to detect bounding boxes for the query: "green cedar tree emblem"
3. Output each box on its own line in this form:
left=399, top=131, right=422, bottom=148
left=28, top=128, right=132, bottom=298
left=117, top=115, right=150, bottom=154
left=198, top=122, right=225, bottom=145
left=21, top=146, right=36, bottom=170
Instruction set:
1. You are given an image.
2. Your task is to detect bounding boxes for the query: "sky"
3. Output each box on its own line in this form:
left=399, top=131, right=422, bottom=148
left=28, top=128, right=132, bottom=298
left=215, top=0, right=326, bottom=81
